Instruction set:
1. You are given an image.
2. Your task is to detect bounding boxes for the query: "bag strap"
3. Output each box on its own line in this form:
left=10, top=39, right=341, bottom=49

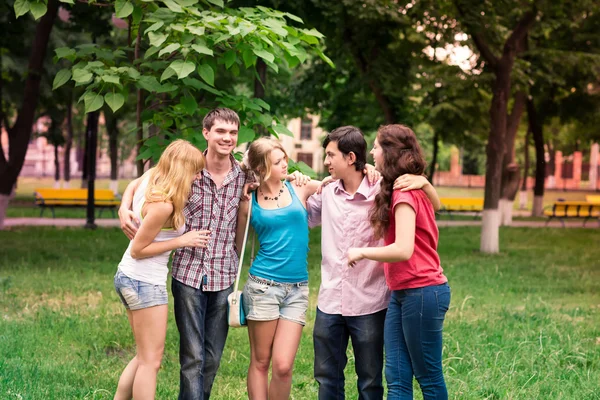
left=233, top=199, right=253, bottom=292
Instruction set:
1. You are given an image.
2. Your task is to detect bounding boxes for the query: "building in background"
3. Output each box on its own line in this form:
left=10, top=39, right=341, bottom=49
left=280, top=115, right=326, bottom=175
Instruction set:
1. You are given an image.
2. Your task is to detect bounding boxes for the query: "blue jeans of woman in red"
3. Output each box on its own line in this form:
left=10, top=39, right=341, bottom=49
left=384, top=283, right=451, bottom=400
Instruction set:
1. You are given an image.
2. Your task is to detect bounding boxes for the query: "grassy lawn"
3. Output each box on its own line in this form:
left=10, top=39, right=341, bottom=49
left=1, top=226, right=599, bottom=399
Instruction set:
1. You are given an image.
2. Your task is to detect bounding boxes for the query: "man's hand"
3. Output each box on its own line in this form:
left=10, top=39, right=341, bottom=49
left=287, top=170, right=311, bottom=186
left=363, top=164, right=381, bottom=185
left=393, top=174, right=430, bottom=192
left=119, top=207, right=139, bottom=240
left=242, top=182, right=259, bottom=201
left=347, top=248, right=365, bottom=268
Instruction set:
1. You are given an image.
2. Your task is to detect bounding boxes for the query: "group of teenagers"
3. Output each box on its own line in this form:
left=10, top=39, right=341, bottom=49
left=113, top=107, right=451, bottom=400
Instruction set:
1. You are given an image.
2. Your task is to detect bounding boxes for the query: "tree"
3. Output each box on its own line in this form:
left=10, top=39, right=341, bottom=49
left=0, top=0, right=61, bottom=229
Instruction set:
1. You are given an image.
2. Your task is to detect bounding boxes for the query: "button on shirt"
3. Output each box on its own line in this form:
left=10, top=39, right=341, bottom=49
left=307, top=177, right=390, bottom=316
left=171, top=155, right=246, bottom=291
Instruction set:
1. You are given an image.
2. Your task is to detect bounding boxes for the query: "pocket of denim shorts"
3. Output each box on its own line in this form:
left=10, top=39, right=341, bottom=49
left=247, top=281, right=269, bottom=296
left=435, top=289, right=451, bottom=318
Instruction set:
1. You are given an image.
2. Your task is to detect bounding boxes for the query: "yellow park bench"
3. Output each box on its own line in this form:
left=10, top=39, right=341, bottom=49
left=34, top=188, right=121, bottom=218
left=544, top=201, right=600, bottom=227
left=586, top=195, right=600, bottom=204
left=439, top=197, right=484, bottom=218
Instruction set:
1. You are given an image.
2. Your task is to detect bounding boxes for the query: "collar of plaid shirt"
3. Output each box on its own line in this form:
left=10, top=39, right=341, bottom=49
left=171, top=154, right=248, bottom=291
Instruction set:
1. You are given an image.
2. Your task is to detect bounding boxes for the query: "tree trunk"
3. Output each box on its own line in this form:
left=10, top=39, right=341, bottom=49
left=428, top=130, right=439, bottom=182
left=135, top=27, right=144, bottom=177
left=0, top=0, right=59, bottom=229
left=500, top=91, right=526, bottom=225
left=519, top=127, right=530, bottom=209
left=53, top=143, right=60, bottom=186
left=64, top=94, right=73, bottom=187
left=528, top=99, right=545, bottom=216
left=105, top=112, right=119, bottom=194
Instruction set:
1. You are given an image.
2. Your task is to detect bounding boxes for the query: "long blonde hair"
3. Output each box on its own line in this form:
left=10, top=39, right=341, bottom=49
left=247, top=137, right=288, bottom=182
left=145, top=140, right=205, bottom=229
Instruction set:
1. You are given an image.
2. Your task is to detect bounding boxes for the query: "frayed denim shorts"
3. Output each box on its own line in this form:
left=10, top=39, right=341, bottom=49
left=242, top=274, right=309, bottom=326
left=114, top=269, right=168, bottom=311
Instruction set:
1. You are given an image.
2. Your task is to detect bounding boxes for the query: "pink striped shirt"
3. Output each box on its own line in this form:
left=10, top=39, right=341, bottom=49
left=307, top=178, right=390, bottom=316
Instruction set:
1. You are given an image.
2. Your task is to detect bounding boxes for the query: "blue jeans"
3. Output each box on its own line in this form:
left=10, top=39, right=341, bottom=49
left=313, top=307, right=386, bottom=400
left=385, top=283, right=451, bottom=400
left=172, top=278, right=233, bottom=400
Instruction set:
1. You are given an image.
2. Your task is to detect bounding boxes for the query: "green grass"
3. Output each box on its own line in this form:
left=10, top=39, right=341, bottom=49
left=1, top=227, right=600, bottom=399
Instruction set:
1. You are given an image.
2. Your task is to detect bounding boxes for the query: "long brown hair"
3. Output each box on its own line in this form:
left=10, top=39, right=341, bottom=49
left=369, top=124, right=427, bottom=239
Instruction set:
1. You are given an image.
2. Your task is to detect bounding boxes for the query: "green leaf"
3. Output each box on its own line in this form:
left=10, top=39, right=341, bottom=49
left=303, top=28, right=325, bottom=39
left=137, top=76, right=162, bottom=92
left=300, top=34, right=319, bottom=45
left=115, top=0, right=134, bottom=18
left=72, top=69, right=93, bottom=84
left=206, top=0, right=224, bottom=7
left=148, top=32, right=168, bottom=47
left=252, top=49, right=275, bottom=64
left=242, top=49, right=256, bottom=68
left=158, top=43, right=181, bottom=57
left=101, top=75, right=121, bottom=84
left=160, top=67, right=176, bottom=81
left=169, top=60, right=195, bottom=79
left=223, top=50, right=236, bottom=69
left=273, top=123, right=294, bottom=137
left=162, top=0, right=183, bottom=12
left=180, top=96, right=198, bottom=115
left=13, top=0, right=30, bottom=18
left=191, top=44, right=213, bottom=56
left=55, top=47, right=76, bottom=59
left=197, top=64, right=214, bottom=86
left=30, top=1, right=47, bottom=20
left=238, top=126, right=255, bottom=144
left=176, top=0, right=198, bottom=6
left=127, top=68, right=141, bottom=80
left=284, top=12, right=303, bottom=23
left=83, top=92, right=105, bottom=113
left=132, top=5, right=143, bottom=24
left=156, top=83, right=179, bottom=93
left=105, top=92, right=125, bottom=112
left=182, top=78, right=223, bottom=95
left=52, top=69, right=72, bottom=90
left=144, top=46, right=160, bottom=59
left=317, top=49, right=335, bottom=69
left=145, top=21, right=164, bottom=34
left=253, top=98, right=271, bottom=111
left=59, top=0, right=75, bottom=4
left=187, top=25, right=205, bottom=36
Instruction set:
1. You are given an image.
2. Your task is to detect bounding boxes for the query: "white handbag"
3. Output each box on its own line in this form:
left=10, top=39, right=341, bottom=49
left=227, top=199, right=253, bottom=328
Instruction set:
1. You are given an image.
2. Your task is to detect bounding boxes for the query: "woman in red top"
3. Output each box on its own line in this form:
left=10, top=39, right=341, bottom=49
left=348, top=124, right=450, bottom=400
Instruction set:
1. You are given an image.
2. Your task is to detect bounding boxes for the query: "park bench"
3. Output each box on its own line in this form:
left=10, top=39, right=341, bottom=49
left=543, top=200, right=600, bottom=227
left=439, top=197, right=484, bottom=218
left=34, top=188, right=121, bottom=218
left=586, top=195, right=600, bottom=204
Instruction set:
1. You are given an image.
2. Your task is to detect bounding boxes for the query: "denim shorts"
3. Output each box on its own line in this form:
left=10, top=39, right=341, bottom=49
left=114, top=270, right=168, bottom=311
left=242, top=274, right=309, bottom=326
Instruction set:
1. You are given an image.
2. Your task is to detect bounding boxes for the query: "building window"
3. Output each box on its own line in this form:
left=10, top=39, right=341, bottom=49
left=297, top=152, right=313, bottom=167
left=300, top=118, right=313, bottom=140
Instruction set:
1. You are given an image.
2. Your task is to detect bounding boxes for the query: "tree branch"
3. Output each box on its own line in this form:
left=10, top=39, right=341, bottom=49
left=503, top=9, right=537, bottom=58
left=453, top=0, right=499, bottom=68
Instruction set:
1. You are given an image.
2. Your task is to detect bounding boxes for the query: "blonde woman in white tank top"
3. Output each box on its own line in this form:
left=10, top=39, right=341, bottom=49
left=113, top=140, right=210, bottom=400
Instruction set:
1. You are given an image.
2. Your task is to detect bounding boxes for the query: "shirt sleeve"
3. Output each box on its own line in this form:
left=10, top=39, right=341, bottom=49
left=307, top=193, right=323, bottom=228
left=391, top=189, right=418, bottom=215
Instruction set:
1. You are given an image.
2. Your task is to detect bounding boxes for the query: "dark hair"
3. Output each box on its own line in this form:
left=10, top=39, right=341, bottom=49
left=322, top=125, right=367, bottom=171
left=369, top=124, right=427, bottom=239
left=203, top=107, right=240, bottom=130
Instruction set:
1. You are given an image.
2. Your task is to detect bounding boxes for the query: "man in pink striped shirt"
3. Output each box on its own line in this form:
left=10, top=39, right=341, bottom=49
left=307, top=126, right=439, bottom=400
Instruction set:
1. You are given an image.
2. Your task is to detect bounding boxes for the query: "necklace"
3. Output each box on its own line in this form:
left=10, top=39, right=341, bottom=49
left=259, top=182, right=285, bottom=207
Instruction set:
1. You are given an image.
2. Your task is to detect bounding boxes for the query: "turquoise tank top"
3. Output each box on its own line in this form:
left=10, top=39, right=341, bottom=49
left=249, top=180, right=309, bottom=283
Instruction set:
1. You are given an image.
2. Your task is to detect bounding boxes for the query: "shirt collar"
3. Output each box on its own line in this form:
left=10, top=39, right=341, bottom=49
left=201, top=151, right=241, bottom=181
left=333, top=175, right=371, bottom=200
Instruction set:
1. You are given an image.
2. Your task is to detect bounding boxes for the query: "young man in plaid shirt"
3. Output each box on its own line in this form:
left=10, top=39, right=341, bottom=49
left=119, top=108, right=306, bottom=399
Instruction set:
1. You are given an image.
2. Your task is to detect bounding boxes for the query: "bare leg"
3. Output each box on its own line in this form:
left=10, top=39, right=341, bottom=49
left=247, top=319, right=278, bottom=400
left=114, top=310, right=138, bottom=400
left=131, top=305, right=168, bottom=400
left=269, top=319, right=303, bottom=400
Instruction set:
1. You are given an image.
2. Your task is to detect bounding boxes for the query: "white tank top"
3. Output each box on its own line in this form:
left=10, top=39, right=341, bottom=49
left=117, top=177, right=185, bottom=286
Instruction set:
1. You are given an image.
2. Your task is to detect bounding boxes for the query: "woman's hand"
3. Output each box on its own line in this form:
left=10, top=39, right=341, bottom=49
left=347, top=248, right=365, bottom=268
left=393, top=174, right=430, bottom=192
left=179, top=230, right=211, bottom=248
left=316, top=176, right=336, bottom=194
left=363, top=164, right=381, bottom=185
left=287, top=170, right=311, bottom=186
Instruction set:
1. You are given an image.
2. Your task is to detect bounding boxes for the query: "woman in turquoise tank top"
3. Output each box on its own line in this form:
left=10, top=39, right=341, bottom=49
left=238, top=137, right=324, bottom=400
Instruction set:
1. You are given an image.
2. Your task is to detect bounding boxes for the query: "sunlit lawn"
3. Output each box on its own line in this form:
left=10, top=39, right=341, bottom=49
left=1, top=226, right=599, bottom=399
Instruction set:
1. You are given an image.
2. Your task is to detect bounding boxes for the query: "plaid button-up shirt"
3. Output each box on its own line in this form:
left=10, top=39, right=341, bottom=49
left=172, top=155, right=246, bottom=291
